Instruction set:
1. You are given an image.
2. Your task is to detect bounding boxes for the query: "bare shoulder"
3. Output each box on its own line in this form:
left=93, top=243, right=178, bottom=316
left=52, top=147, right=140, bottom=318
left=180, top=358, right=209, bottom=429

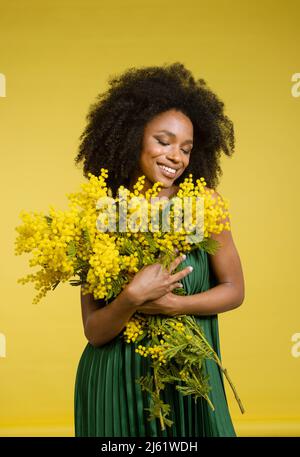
left=204, top=187, right=245, bottom=302
left=203, top=186, right=231, bottom=229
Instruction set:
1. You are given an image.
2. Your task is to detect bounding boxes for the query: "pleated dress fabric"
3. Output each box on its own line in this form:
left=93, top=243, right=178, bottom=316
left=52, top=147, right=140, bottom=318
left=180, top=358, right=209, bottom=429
left=74, top=248, right=237, bottom=437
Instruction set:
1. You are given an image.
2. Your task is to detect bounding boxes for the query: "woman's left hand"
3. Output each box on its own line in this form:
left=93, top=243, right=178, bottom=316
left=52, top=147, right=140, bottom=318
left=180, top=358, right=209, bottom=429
left=137, top=292, right=179, bottom=316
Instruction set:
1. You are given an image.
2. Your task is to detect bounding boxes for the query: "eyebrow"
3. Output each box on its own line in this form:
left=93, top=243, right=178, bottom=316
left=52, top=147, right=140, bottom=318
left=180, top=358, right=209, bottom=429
left=156, top=129, right=193, bottom=145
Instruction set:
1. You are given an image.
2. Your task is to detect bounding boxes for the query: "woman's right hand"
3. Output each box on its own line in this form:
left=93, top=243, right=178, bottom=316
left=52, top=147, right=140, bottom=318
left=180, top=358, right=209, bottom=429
left=125, top=254, right=193, bottom=307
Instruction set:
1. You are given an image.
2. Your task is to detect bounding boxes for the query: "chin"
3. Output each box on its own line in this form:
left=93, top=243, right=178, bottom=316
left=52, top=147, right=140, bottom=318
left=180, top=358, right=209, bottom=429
left=153, top=172, right=176, bottom=187
left=154, top=176, right=173, bottom=187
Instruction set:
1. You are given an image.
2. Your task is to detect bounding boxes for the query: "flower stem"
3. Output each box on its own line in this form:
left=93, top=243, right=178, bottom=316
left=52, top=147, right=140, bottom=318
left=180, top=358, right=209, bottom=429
left=218, top=366, right=245, bottom=414
left=187, top=317, right=245, bottom=414
left=204, top=394, right=215, bottom=411
left=153, top=365, right=165, bottom=431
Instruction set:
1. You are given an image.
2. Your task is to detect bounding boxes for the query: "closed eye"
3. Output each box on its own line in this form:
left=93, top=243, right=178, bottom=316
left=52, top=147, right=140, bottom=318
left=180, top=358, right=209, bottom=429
left=156, top=139, right=191, bottom=155
left=157, top=139, right=169, bottom=146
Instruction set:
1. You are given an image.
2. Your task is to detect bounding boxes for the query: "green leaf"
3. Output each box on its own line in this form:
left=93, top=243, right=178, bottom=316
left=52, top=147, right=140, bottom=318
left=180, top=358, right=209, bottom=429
left=82, top=228, right=91, bottom=247
left=198, top=237, right=220, bottom=255
left=136, top=375, right=154, bottom=394
left=51, top=280, right=60, bottom=290
left=134, top=331, right=147, bottom=344
left=67, top=241, right=76, bottom=257
left=69, top=279, right=82, bottom=286
left=106, top=288, right=114, bottom=300
left=45, top=215, right=52, bottom=227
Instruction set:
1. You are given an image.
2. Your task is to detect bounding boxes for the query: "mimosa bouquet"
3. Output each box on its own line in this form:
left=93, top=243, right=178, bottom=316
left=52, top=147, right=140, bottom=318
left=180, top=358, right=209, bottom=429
left=14, top=169, right=244, bottom=430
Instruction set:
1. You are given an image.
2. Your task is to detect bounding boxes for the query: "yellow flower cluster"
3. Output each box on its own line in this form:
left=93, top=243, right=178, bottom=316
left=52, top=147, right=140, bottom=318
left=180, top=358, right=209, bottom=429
left=168, top=321, right=185, bottom=333
left=129, top=175, right=146, bottom=197
left=67, top=169, right=108, bottom=211
left=119, top=172, right=230, bottom=255
left=83, top=233, right=121, bottom=299
left=135, top=343, right=168, bottom=366
left=124, top=313, right=192, bottom=368
left=15, top=206, right=82, bottom=303
left=176, top=174, right=230, bottom=238
left=15, top=168, right=230, bottom=304
left=119, top=252, right=139, bottom=275
left=123, top=315, right=146, bottom=343
left=179, top=369, right=189, bottom=381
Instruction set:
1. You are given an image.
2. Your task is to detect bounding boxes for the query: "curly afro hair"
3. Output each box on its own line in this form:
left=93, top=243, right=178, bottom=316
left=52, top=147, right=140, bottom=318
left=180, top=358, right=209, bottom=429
left=74, top=62, right=235, bottom=197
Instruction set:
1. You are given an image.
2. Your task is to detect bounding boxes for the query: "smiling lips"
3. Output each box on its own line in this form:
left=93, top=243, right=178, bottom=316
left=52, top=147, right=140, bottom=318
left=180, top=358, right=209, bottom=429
left=157, top=163, right=180, bottom=178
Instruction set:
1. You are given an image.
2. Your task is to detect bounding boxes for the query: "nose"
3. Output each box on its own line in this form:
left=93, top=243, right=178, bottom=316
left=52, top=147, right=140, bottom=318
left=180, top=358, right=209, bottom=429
left=166, top=145, right=181, bottom=163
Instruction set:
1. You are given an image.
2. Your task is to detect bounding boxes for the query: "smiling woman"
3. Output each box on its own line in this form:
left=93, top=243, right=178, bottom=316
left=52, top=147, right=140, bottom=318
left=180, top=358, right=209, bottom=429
left=74, top=62, right=244, bottom=437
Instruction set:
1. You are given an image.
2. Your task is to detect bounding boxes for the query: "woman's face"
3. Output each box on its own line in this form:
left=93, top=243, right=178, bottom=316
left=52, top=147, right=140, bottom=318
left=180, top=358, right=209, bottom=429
left=135, top=109, right=194, bottom=195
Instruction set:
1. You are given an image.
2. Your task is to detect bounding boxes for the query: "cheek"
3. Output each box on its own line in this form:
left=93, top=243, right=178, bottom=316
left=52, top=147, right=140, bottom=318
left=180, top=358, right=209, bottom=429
left=184, top=154, right=191, bottom=167
left=140, top=146, right=163, bottom=166
left=139, top=152, right=156, bottom=175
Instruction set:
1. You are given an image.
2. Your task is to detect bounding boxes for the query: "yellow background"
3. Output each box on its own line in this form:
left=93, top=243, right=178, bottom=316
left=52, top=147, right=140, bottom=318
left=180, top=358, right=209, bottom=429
left=0, top=0, right=299, bottom=437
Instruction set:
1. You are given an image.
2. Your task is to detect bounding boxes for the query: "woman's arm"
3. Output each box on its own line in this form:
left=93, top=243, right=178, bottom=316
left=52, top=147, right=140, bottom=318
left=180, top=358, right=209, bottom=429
left=81, top=287, right=138, bottom=348
left=138, top=190, right=245, bottom=316
left=172, top=226, right=245, bottom=316
left=81, top=255, right=192, bottom=347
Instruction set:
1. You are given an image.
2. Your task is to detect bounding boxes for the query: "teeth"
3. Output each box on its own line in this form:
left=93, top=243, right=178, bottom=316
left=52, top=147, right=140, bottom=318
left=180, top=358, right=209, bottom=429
left=158, top=164, right=176, bottom=174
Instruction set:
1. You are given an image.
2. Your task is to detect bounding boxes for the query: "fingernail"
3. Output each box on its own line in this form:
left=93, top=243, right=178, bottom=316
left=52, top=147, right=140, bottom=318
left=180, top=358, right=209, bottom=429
left=178, top=283, right=183, bottom=288
left=188, top=266, right=193, bottom=272
left=181, top=254, right=186, bottom=260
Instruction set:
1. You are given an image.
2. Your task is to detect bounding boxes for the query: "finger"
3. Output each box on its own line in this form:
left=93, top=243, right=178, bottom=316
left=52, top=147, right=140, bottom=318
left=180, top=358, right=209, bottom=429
left=137, top=303, right=150, bottom=311
left=170, top=265, right=193, bottom=284
left=167, top=253, right=187, bottom=274
left=138, top=306, right=157, bottom=315
left=170, top=282, right=184, bottom=290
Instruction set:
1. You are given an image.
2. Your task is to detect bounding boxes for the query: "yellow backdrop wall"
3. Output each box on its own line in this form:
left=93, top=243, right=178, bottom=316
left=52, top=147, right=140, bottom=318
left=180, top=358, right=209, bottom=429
left=0, top=0, right=299, bottom=436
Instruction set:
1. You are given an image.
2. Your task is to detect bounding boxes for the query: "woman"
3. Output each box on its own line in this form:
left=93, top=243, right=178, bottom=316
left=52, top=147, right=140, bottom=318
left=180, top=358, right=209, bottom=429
left=74, top=62, right=245, bottom=437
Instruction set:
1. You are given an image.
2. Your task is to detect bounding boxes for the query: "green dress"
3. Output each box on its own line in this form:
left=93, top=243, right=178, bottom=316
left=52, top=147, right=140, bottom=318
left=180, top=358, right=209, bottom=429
left=74, top=248, right=237, bottom=437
